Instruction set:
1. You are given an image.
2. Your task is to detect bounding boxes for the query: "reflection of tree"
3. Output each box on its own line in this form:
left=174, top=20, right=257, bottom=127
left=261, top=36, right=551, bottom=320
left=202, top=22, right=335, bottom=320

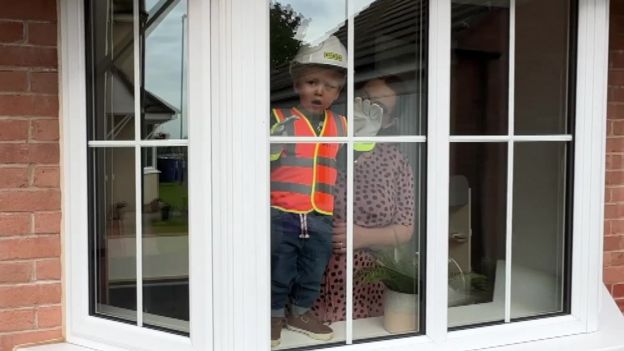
left=270, top=3, right=306, bottom=70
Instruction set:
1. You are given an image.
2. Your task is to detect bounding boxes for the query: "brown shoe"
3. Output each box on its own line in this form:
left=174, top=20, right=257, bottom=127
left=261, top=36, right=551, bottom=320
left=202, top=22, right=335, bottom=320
left=286, top=311, right=333, bottom=341
left=271, top=317, right=284, bottom=347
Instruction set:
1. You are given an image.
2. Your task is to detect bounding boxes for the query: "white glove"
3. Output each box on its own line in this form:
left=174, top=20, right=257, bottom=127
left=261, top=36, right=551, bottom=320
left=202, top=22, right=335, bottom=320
left=353, top=97, right=383, bottom=137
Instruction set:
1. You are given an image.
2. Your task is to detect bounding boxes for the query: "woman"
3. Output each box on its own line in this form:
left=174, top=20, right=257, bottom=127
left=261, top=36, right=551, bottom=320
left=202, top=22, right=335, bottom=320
left=312, top=75, right=417, bottom=322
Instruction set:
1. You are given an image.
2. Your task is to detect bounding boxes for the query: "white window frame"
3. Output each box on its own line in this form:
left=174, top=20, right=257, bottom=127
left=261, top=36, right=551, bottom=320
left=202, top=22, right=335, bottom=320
left=60, top=0, right=610, bottom=350
left=60, top=0, right=212, bottom=350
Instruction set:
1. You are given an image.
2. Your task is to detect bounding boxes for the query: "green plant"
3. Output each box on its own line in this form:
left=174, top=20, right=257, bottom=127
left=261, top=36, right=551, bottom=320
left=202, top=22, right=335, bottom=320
left=358, top=244, right=489, bottom=298
left=358, top=245, right=419, bottom=294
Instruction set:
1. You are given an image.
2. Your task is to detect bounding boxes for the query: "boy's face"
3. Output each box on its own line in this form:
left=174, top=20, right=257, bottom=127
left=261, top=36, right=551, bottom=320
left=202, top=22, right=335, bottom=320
left=293, top=67, right=344, bottom=115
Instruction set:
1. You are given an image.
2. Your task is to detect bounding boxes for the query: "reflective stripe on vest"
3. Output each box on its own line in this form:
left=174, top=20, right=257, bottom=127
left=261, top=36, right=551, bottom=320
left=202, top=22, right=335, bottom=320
left=270, top=107, right=346, bottom=214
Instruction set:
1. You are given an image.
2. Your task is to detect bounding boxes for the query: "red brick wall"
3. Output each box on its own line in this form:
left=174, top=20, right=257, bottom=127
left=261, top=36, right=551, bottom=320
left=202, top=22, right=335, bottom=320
left=605, top=0, right=624, bottom=312
left=0, top=1, right=63, bottom=350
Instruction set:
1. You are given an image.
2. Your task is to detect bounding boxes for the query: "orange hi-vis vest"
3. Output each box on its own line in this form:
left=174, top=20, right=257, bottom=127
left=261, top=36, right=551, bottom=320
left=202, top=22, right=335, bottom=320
left=271, top=107, right=347, bottom=215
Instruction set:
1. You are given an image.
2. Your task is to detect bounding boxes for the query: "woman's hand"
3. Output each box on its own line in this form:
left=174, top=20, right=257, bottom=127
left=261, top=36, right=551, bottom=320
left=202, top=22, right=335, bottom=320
left=332, top=221, right=415, bottom=255
left=332, top=222, right=347, bottom=255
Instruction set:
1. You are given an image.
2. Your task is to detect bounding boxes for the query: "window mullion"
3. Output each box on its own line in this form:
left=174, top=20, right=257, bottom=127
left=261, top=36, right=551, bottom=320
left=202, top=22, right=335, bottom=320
left=504, top=0, right=517, bottom=324
left=345, top=0, right=355, bottom=344
left=132, top=0, right=143, bottom=328
left=426, top=0, right=451, bottom=342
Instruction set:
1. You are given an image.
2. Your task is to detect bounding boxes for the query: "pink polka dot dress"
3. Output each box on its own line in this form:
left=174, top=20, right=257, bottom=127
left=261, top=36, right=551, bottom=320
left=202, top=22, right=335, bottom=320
left=311, top=143, right=416, bottom=322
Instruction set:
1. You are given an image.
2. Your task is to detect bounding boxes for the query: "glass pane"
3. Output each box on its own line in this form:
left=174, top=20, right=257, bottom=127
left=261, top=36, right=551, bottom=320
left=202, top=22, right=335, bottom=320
left=511, top=142, right=568, bottom=319
left=451, top=0, right=510, bottom=135
left=346, top=143, right=424, bottom=340
left=88, top=0, right=136, bottom=140
left=270, top=143, right=346, bottom=349
left=448, top=143, right=507, bottom=328
left=142, top=0, right=188, bottom=140
left=270, top=1, right=348, bottom=135
left=142, top=147, right=189, bottom=334
left=514, top=0, right=571, bottom=134
left=354, top=0, right=427, bottom=136
left=92, top=147, right=137, bottom=322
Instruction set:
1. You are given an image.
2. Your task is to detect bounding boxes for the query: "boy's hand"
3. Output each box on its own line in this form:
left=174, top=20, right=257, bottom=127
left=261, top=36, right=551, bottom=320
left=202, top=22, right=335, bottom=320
left=270, top=116, right=299, bottom=160
left=354, top=97, right=383, bottom=136
left=270, top=116, right=299, bottom=136
left=332, top=222, right=347, bottom=255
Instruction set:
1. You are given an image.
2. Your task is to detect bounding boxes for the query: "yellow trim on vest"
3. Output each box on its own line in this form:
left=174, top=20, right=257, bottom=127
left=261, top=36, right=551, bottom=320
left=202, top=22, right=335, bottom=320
left=271, top=205, right=313, bottom=214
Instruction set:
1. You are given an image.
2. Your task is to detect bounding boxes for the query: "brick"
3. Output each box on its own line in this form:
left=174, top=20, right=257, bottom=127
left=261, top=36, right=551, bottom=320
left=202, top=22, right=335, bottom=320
left=613, top=283, right=624, bottom=298
left=605, top=235, right=624, bottom=251
left=0, top=144, right=59, bottom=163
left=612, top=120, right=624, bottom=135
left=0, top=190, right=60, bottom=211
left=35, top=258, right=60, bottom=280
left=0, top=262, right=32, bottom=283
left=0, top=213, right=30, bottom=236
left=32, top=166, right=59, bottom=188
left=0, top=167, right=28, bottom=188
left=31, top=119, right=59, bottom=142
left=604, top=266, right=624, bottom=284
left=0, top=283, right=61, bottom=308
left=610, top=220, right=624, bottom=235
left=30, top=72, right=58, bottom=94
left=611, top=51, right=624, bottom=69
left=608, top=103, right=624, bottom=119
left=605, top=251, right=624, bottom=266
left=609, top=86, right=624, bottom=102
left=606, top=170, right=624, bottom=186
left=0, top=45, right=56, bottom=68
left=0, top=309, right=35, bottom=332
left=0, top=95, right=58, bottom=117
left=0, top=1, right=57, bottom=21
left=0, top=120, right=28, bottom=141
left=609, top=187, right=624, bottom=203
left=0, top=21, right=23, bottom=43
left=606, top=137, right=624, bottom=153
left=0, top=236, right=60, bottom=260
left=27, top=22, right=57, bottom=46
left=0, top=71, right=27, bottom=92
left=36, top=305, right=61, bottom=328
left=34, top=212, right=60, bottom=234
left=0, top=328, right=62, bottom=351
left=617, top=298, right=624, bottom=312
left=606, top=154, right=624, bottom=170
left=610, top=70, right=624, bottom=86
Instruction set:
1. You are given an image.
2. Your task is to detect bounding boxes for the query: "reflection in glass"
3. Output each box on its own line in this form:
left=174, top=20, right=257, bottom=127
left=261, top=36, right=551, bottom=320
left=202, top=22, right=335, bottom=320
left=347, top=143, right=423, bottom=340
left=514, top=0, right=571, bottom=134
left=451, top=0, right=509, bottom=135
left=270, top=1, right=348, bottom=120
left=448, top=143, right=507, bottom=328
left=143, top=0, right=188, bottom=140
left=92, top=148, right=137, bottom=321
left=142, top=147, right=189, bottom=333
left=353, top=0, right=427, bottom=135
left=271, top=143, right=346, bottom=349
left=88, top=0, right=136, bottom=140
left=511, top=142, right=568, bottom=319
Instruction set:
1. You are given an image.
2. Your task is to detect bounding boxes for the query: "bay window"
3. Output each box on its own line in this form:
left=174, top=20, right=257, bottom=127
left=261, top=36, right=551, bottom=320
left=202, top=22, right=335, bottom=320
left=60, top=0, right=610, bottom=350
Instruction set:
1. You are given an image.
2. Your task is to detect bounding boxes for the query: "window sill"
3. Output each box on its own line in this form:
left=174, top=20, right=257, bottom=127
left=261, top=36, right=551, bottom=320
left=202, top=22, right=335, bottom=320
left=18, top=286, right=624, bottom=351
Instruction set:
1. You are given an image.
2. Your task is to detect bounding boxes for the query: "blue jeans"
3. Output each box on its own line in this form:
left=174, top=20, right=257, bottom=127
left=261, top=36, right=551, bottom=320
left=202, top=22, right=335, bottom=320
left=271, top=209, right=333, bottom=317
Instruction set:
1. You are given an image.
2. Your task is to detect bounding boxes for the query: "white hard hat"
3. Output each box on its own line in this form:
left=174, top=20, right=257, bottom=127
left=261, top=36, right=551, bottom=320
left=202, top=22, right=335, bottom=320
left=290, top=36, right=348, bottom=75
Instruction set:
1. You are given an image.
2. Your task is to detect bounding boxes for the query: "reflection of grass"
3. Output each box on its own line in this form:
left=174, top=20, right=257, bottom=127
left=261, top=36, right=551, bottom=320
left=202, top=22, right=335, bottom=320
left=159, top=182, right=188, bottom=211
left=148, top=217, right=188, bottom=236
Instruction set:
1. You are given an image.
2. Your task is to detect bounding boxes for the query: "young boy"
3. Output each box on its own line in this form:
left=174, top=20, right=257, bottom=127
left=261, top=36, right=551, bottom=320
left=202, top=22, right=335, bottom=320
left=270, top=35, right=347, bottom=347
